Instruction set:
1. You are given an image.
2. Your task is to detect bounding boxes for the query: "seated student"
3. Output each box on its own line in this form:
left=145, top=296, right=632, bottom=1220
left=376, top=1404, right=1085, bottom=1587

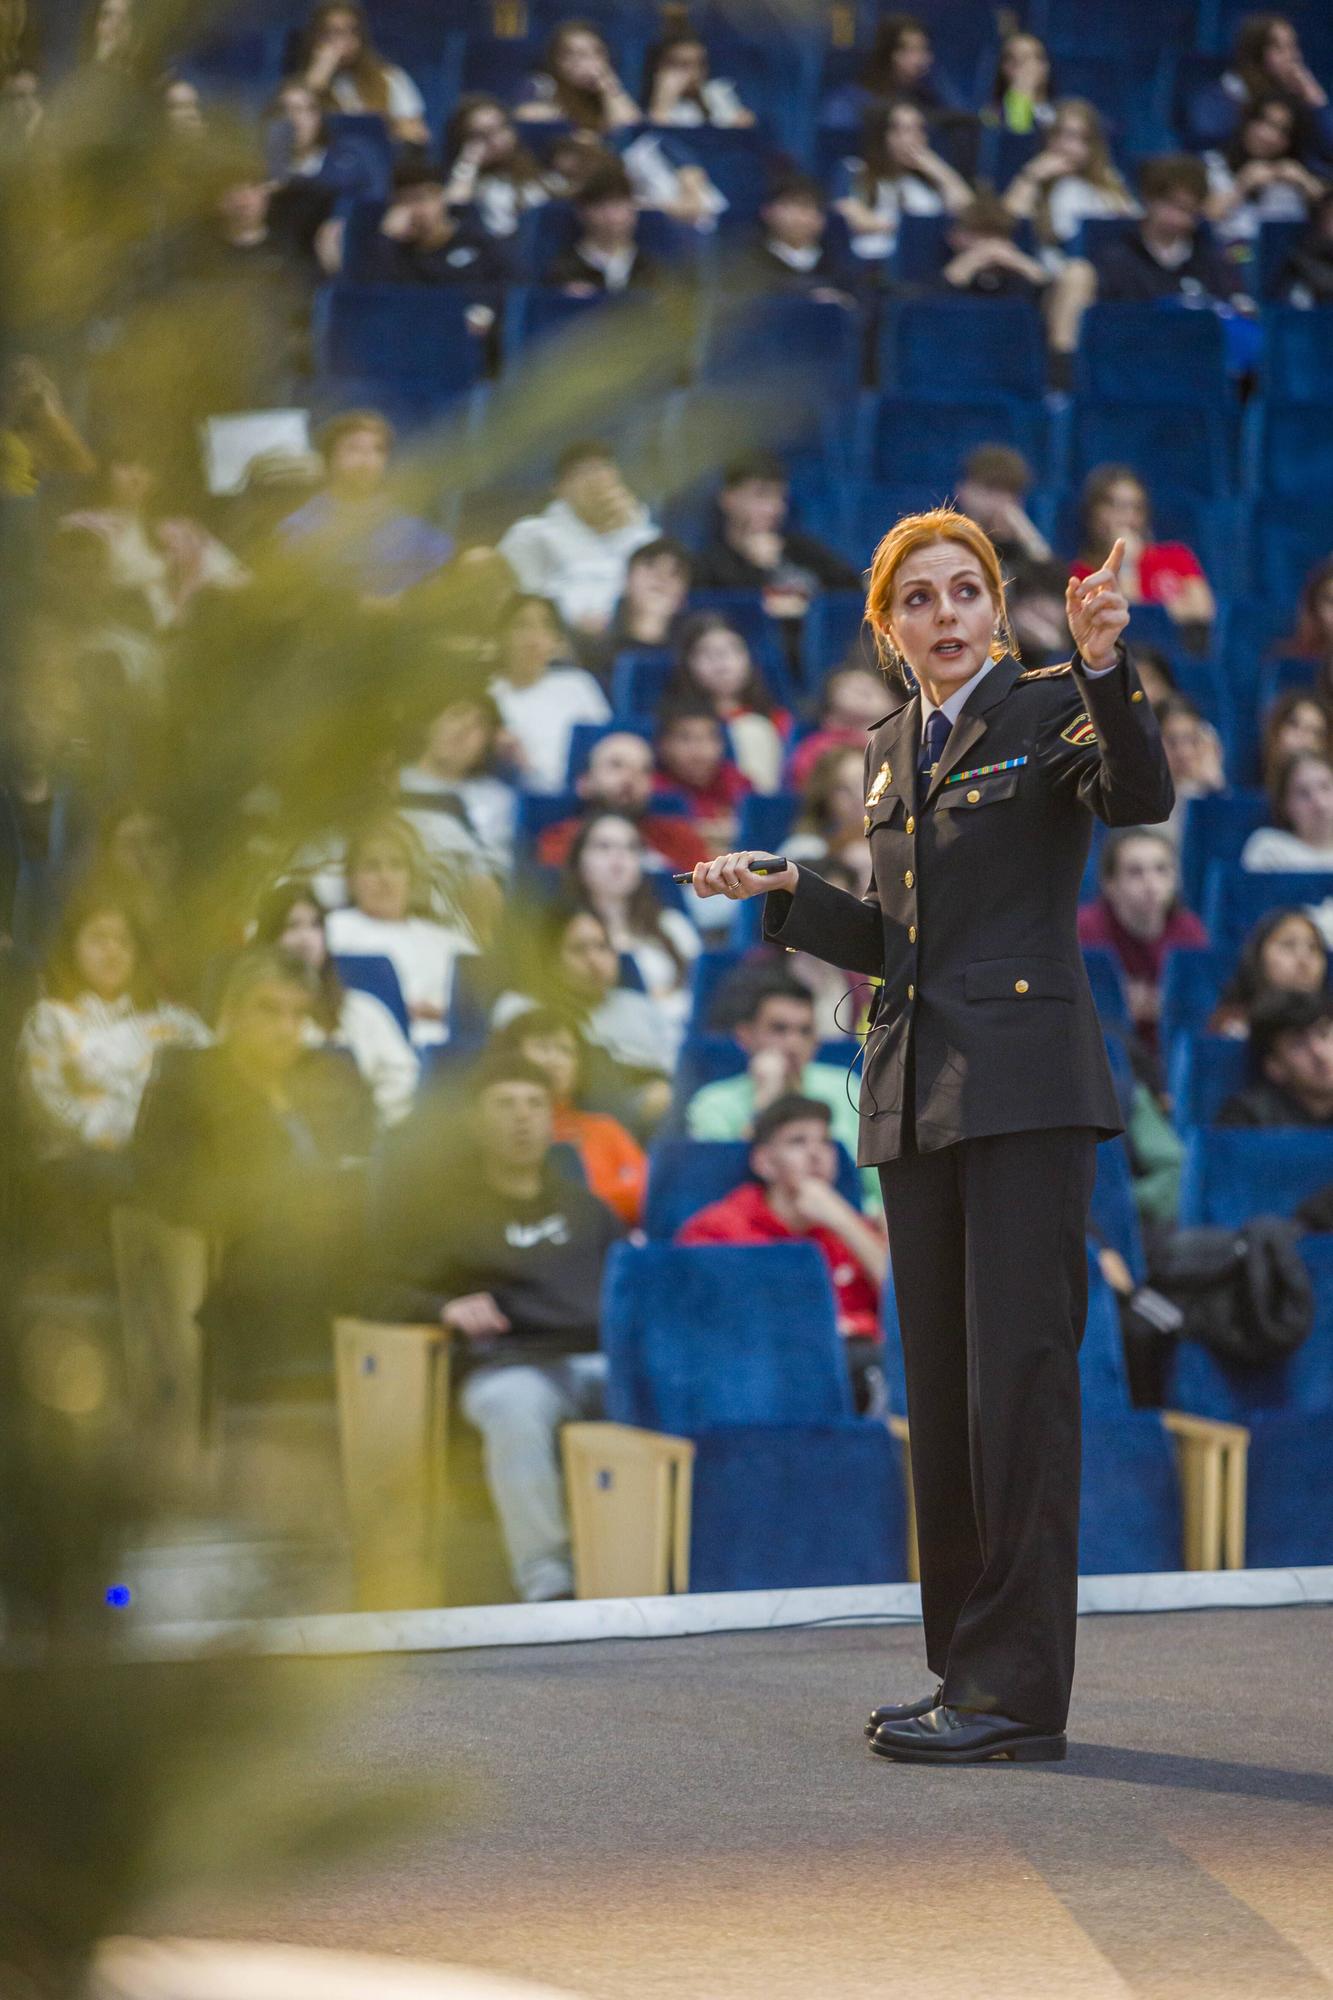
left=1278, top=186, right=1333, bottom=305
left=493, top=903, right=674, bottom=1134
left=685, top=972, right=876, bottom=1209
left=1259, top=688, right=1331, bottom=792
left=1002, top=97, right=1137, bottom=259
left=62, top=446, right=248, bottom=632
left=133, top=947, right=374, bottom=1393
left=539, top=731, right=710, bottom=876
left=832, top=96, right=973, bottom=265
left=489, top=593, right=611, bottom=795
left=641, top=23, right=754, bottom=128
left=490, top=1008, right=646, bottom=1225
left=382, top=1050, right=623, bottom=1601
left=543, top=163, right=661, bottom=295
left=676, top=1092, right=888, bottom=1405
left=1217, top=989, right=1333, bottom=1126
left=692, top=454, right=860, bottom=617
left=442, top=94, right=552, bottom=243
left=1077, top=826, right=1209, bottom=1057
left=740, top=175, right=859, bottom=298
left=1071, top=465, right=1216, bottom=636
left=293, top=1, right=429, bottom=146
left=785, top=744, right=873, bottom=898
left=1242, top=751, right=1333, bottom=899
left=577, top=535, right=693, bottom=678
left=265, top=78, right=383, bottom=204
left=955, top=443, right=1052, bottom=580
left=1156, top=693, right=1227, bottom=844
left=562, top=809, right=700, bottom=1039
left=18, top=881, right=209, bottom=1256
left=1094, top=153, right=1254, bottom=308
left=254, top=880, right=419, bottom=1127
left=1210, top=907, right=1328, bottom=1038
left=497, top=441, right=660, bottom=636
left=664, top=614, right=788, bottom=794
left=784, top=667, right=889, bottom=790
left=325, top=814, right=479, bottom=1048
left=1192, top=13, right=1333, bottom=164
left=354, top=157, right=509, bottom=289
left=398, top=688, right=517, bottom=880
left=940, top=191, right=1050, bottom=299
left=822, top=11, right=958, bottom=129
left=652, top=700, right=752, bottom=849
left=1204, top=92, right=1327, bottom=256
left=987, top=30, right=1056, bottom=135
left=513, top=19, right=641, bottom=133
left=278, top=411, right=454, bottom=599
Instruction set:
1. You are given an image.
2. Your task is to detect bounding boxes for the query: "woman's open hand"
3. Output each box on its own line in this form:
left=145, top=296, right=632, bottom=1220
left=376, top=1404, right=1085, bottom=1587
left=1066, top=537, right=1129, bottom=670
left=689, top=852, right=799, bottom=900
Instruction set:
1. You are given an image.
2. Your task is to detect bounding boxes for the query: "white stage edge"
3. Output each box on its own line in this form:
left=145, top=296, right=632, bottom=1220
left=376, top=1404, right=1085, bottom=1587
left=130, top=1565, right=1333, bottom=1661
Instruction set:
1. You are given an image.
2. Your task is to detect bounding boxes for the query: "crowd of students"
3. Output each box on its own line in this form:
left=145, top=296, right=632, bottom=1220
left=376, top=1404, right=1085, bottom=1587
left=3, top=0, right=1333, bottom=1603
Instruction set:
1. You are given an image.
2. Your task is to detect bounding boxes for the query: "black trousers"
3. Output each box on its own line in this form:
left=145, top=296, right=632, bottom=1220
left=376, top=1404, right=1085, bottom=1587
left=878, top=1126, right=1097, bottom=1733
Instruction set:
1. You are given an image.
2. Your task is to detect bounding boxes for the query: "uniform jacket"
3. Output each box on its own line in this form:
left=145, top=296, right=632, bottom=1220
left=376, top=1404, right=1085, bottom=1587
left=762, top=648, right=1174, bottom=1163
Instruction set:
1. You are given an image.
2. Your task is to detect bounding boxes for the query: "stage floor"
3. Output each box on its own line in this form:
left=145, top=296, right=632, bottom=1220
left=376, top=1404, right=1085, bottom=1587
left=152, top=1607, right=1333, bottom=1999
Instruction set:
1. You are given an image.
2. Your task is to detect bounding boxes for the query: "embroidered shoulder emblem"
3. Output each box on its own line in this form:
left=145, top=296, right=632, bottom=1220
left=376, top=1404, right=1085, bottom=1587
left=865, top=761, right=892, bottom=807
left=1060, top=712, right=1098, bottom=747
left=1015, top=663, right=1073, bottom=682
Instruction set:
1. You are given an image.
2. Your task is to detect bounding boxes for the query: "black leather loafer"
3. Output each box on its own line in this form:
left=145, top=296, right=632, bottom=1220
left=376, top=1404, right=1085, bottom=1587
left=869, top=1704, right=1066, bottom=1764
left=863, top=1683, right=944, bottom=1739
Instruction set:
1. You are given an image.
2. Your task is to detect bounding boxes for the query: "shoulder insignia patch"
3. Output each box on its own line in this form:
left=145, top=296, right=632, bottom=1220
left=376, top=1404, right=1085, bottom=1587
left=1060, top=711, right=1098, bottom=747
left=1015, top=663, right=1073, bottom=682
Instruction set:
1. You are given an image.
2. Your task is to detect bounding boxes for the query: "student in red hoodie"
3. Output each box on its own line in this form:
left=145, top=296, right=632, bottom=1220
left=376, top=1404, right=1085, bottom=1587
left=1076, top=825, right=1208, bottom=1056
left=652, top=700, right=751, bottom=850
left=676, top=1093, right=887, bottom=1405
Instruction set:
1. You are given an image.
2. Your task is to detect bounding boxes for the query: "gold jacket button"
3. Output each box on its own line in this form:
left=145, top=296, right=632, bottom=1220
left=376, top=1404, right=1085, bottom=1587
left=1131, top=689, right=1144, bottom=703
left=907, top=983, right=915, bottom=1000
left=966, top=789, right=981, bottom=803
left=905, top=815, right=915, bottom=834
left=864, top=814, right=871, bottom=834
left=904, top=869, right=914, bottom=887
left=908, top=924, right=917, bottom=943
left=1015, top=979, right=1029, bottom=994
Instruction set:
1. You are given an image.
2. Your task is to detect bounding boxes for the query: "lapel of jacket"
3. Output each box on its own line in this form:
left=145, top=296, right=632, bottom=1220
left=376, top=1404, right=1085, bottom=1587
left=924, top=654, right=1023, bottom=806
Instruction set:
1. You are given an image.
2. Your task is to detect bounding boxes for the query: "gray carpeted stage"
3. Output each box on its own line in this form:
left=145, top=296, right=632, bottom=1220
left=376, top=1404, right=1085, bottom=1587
left=154, top=1607, right=1333, bottom=1998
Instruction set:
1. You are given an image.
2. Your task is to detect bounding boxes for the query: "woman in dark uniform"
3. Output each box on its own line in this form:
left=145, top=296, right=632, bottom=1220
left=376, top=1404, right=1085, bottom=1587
left=690, top=509, right=1172, bottom=1764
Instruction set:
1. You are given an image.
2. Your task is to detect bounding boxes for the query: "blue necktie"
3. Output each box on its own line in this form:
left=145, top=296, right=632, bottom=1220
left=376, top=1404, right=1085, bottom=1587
left=919, top=708, right=951, bottom=782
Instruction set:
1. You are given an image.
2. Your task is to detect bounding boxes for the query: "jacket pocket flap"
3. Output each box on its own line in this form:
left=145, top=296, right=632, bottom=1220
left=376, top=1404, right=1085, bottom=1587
left=965, top=957, right=1077, bottom=1002
left=936, top=771, right=1021, bottom=810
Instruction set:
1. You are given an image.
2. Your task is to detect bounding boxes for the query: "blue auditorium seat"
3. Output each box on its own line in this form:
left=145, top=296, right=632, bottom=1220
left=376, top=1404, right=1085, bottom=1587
left=1044, top=48, right=1173, bottom=152
left=1030, top=0, right=1194, bottom=53
left=802, top=591, right=873, bottom=673
left=601, top=1241, right=909, bottom=1589
left=1254, top=222, right=1307, bottom=302
left=1082, top=947, right=1131, bottom=1035
left=1159, top=946, right=1228, bottom=1054
left=332, top=953, right=411, bottom=1039
left=736, top=792, right=799, bottom=855
left=1178, top=793, right=1268, bottom=911
left=1164, top=1236, right=1333, bottom=1565
left=869, top=397, right=1046, bottom=487
left=881, top=1254, right=1185, bottom=1571
left=1202, top=866, right=1333, bottom=958
left=687, top=949, right=745, bottom=1035
left=1168, top=1035, right=1251, bottom=1130
left=697, top=293, right=865, bottom=408
left=609, top=651, right=672, bottom=715
left=1179, top=1128, right=1333, bottom=1229
left=879, top=298, right=1047, bottom=402
left=644, top=1134, right=862, bottom=1238
left=1090, top=1134, right=1148, bottom=1283
left=1068, top=399, right=1233, bottom=497
left=1075, top=304, right=1230, bottom=408
left=1251, top=403, right=1333, bottom=503
left=314, top=286, right=490, bottom=409
left=1248, top=511, right=1333, bottom=626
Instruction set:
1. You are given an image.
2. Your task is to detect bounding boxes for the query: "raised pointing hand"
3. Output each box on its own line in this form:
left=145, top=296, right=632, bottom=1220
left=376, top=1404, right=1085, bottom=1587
left=1066, top=536, right=1129, bottom=671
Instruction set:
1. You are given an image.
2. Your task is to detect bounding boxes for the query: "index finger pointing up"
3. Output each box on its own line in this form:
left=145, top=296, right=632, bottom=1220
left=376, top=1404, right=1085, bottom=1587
left=1105, top=536, right=1126, bottom=578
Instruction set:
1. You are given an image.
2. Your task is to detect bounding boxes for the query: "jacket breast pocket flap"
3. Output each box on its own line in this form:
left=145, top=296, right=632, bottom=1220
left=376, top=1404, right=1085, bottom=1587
left=936, top=771, right=1021, bottom=811
left=867, top=793, right=908, bottom=831
left=965, top=958, right=1077, bottom=1003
